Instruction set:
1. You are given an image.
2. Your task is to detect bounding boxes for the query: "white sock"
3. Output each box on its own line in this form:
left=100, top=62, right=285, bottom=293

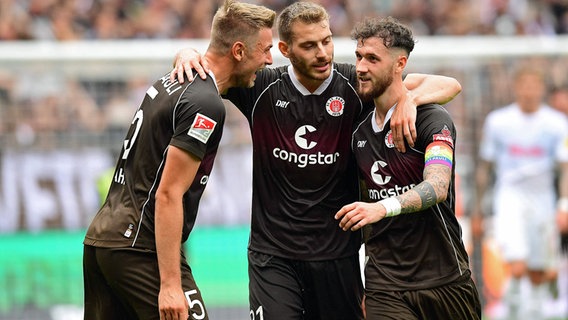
left=526, top=283, right=546, bottom=320
left=504, top=278, right=521, bottom=319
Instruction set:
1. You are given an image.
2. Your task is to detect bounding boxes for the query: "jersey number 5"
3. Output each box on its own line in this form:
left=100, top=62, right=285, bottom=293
left=185, top=289, right=205, bottom=320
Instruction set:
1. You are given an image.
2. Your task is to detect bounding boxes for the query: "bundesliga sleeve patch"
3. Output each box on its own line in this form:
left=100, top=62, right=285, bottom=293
left=187, top=113, right=217, bottom=144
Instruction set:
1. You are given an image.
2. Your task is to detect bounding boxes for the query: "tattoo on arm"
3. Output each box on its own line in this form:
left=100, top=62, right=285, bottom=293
left=398, top=164, right=451, bottom=214
left=416, top=182, right=437, bottom=208
left=398, top=194, right=421, bottom=213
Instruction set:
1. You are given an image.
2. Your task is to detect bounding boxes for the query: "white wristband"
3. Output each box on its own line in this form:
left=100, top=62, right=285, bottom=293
left=558, top=197, right=568, bottom=212
left=379, top=197, right=402, bottom=217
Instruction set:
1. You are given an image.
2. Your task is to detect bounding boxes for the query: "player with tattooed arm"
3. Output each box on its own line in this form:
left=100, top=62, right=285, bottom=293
left=335, top=17, right=481, bottom=319
left=172, top=3, right=462, bottom=319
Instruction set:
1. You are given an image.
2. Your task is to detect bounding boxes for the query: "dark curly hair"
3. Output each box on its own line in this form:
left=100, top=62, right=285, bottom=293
left=350, top=16, right=415, bottom=56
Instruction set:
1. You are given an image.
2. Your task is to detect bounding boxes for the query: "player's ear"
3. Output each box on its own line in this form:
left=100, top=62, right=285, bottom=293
left=278, top=40, right=290, bottom=58
left=232, top=41, right=246, bottom=61
left=396, top=54, right=407, bottom=73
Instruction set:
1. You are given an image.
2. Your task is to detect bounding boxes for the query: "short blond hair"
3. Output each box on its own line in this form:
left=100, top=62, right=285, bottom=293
left=277, top=1, right=329, bottom=44
left=209, top=0, right=275, bottom=54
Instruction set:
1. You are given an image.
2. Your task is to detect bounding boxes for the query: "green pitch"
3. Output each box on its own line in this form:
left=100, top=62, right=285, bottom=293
left=0, top=226, right=250, bottom=314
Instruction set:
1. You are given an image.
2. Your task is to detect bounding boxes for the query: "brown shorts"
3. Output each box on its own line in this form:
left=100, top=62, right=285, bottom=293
left=248, top=250, right=364, bottom=320
left=365, top=274, right=481, bottom=320
left=83, top=245, right=208, bottom=320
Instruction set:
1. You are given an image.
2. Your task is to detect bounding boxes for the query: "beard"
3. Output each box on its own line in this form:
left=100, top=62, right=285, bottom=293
left=289, top=53, right=332, bottom=82
left=356, top=72, right=393, bottom=103
left=233, top=60, right=258, bottom=88
left=234, top=73, right=256, bottom=88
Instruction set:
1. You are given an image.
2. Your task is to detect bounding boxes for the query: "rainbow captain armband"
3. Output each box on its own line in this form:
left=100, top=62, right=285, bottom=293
left=379, top=197, right=402, bottom=217
left=425, top=141, right=453, bottom=168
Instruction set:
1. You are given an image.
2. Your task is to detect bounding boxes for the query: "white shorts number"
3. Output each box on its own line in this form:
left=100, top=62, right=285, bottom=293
left=249, top=306, right=263, bottom=320
left=185, top=289, right=205, bottom=320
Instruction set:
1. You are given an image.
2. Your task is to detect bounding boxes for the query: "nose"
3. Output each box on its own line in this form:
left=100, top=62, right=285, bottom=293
left=355, top=59, right=367, bottom=74
left=315, top=43, right=327, bottom=59
left=266, top=51, right=273, bottom=65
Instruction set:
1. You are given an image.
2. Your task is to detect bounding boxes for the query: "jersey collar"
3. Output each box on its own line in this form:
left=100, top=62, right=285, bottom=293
left=287, top=64, right=334, bottom=96
left=371, top=103, right=397, bottom=133
left=208, top=71, right=220, bottom=94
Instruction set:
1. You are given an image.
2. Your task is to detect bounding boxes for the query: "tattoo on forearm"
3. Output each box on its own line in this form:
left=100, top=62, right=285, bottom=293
left=398, top=164, right=450, bottom=214
left=399, top=196, right=420, bottom=213
left=416, top=182, right=437, bottom=208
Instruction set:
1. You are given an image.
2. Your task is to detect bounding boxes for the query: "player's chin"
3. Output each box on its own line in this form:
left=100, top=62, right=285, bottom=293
left=248, top=72, right=256, bottom=88
left=356, top=87, right=372, bottom=102
left=246, top=79, right=256, bottom=88
left=243, top=74, right=257, bottom=88
left=311, top=70, right=331, bottom=81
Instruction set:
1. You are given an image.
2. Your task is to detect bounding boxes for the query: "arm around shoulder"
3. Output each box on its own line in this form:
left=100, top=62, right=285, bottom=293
left=404, top=73, right=462, bottom=106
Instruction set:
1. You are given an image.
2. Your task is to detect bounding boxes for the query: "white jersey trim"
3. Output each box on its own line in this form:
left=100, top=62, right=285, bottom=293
left=287, top=64, right=334, bottom=95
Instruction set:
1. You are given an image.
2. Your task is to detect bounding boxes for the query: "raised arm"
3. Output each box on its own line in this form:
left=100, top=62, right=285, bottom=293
left=391, top=74, right=462, bottom=153
left=403, top=73, right=462, bottom=106
left=335, top=141, right=453, bottom=231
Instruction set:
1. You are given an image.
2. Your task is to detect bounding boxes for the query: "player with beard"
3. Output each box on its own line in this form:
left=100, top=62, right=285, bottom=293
left=171, top=2, right=461, bottom=319
left=335, top=16, right=481, bottom=319
left=82, top=1, right=275, bottom=319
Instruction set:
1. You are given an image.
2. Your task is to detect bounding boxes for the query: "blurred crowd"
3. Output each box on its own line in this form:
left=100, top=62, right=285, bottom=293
left=2, top=0, right=568, bottom=41
left=0, top=2, right=567, bottom=318
left=1, top=0, right=568, bottom=229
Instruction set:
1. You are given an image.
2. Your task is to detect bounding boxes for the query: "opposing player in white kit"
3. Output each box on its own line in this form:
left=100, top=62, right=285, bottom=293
left=474, top=65, right=568, bottom=320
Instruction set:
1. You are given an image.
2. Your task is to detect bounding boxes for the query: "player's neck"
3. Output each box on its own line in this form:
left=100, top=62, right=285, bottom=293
left=517, top=100, right=541, bottom=114
left=374, top=84, right=403, bottom=116
left=204, top=52, right=232, bottom=94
